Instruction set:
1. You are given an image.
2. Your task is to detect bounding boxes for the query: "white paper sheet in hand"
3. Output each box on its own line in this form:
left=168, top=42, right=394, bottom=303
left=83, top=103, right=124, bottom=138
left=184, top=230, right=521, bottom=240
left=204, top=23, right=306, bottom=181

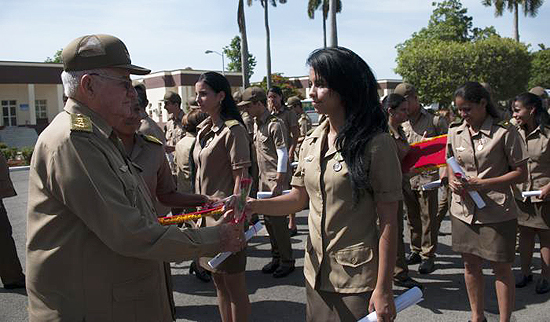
left=522, top=190, right=542, bottom=198
left=358, top=287, right=424, bottom=322
left=422, top=180, right=441, bottom=190
left=256, top=190, right=291, bottom=199
left=208, top=221, right=264, bottom=269
left=447, top=157, right=486, bottom=209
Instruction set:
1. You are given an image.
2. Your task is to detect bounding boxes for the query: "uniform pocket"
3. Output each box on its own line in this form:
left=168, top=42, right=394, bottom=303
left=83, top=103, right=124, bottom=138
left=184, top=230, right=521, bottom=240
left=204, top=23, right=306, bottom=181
left=116, top=166, right=138, bottom=207
left=334, top=244, right=374, bottom=268
left=112, top=271, right=162, bottom=322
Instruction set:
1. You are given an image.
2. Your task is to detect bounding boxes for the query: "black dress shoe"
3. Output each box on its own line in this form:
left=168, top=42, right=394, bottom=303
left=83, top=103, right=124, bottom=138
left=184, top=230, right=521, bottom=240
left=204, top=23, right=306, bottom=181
left=467, top=318, right=486, bottom=322
left=189, top=261, right=211, bottom=283
left=419, top=258, right=435, bottom=274
left=3, top=279, right=25, bottom=290
left=273, top=265, right=295, bottom=278
left=405, top=252, right=421, bottom=265
left=394, top=276, right=424, bottom=290
left=262, top=260, right=280, bottom=274
left=515, top=274, right=533, bottom=288
left=536, top=278, right=550, bottom=294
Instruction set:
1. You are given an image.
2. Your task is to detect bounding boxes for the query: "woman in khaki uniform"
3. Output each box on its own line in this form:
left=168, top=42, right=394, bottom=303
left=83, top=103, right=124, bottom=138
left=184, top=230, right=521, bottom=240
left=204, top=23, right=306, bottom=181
left=447, top=82, right=528, bottom=322
left=247, top=47, right=400, bottom=322
left=512, top=92, right=550, bottom=294
left=194, top=72, right=252, bottom=322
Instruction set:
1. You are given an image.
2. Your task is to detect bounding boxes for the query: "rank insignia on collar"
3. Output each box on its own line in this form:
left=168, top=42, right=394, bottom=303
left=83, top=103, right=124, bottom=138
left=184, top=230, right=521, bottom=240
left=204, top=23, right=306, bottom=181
left=456, top=146, right=466, bottom=152
left=304, top=155, right=314, bottom=162
left=70, top=114, right=92, bottom=132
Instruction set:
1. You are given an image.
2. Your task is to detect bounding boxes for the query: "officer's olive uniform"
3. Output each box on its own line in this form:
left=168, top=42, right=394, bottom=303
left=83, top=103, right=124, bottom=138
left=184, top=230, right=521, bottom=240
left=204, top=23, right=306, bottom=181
left=292, top=120, right=403, bottom=321
left=26, top=99, right=223, bottom=322
left=296, top=112, right=313, bottom=159
left=402, top=108, right=448, bottom=259
left=165, top=110, right=186, bottom=175
left=447, top=116, right=527, bottom=262
left=515, top=124, right=550, bottom=229
left=139, top=115, right=167, bottom=145
left=254, top=110, right=294, bottom=267
left=194, top=117, right=251, bottom=273
left=174, top=133, right=197, bottom=195
left=273, top=107, right=298, bottom=170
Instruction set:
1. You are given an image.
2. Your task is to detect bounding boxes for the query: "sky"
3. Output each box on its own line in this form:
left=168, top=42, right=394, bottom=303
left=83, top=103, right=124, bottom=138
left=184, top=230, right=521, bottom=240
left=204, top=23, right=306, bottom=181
left=1, top=0, right=549, bottom=83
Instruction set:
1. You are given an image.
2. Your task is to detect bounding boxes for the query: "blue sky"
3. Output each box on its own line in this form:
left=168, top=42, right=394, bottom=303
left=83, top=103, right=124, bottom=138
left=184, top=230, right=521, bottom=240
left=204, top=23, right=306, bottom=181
left=1, top=0, right=549, bottom=82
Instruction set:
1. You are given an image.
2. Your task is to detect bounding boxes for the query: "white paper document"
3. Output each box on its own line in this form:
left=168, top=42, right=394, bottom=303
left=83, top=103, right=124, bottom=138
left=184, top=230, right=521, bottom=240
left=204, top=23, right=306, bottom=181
left=358, top=286, right=424, bottom=322
left=208, top=221, right=264, bottom=269
left=447, top=157, right=486, bottom=209
left=522, top=190, right=542, bottom=198
left=422, top=180, right=441, bottom=190
left=256, top=190, right=291, bottom=199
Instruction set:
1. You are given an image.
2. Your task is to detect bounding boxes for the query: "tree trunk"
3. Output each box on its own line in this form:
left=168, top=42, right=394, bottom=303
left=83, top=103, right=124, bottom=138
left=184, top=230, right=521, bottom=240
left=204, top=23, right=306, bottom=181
left=328, top=0, right=338, bottom=47
left=238, top=0, right=250, bottom=88
left=513, top=2, right=519, bottom=42
left=322, top=16, right=327, bottom=48
left=264, top=0, right=272, bottom=90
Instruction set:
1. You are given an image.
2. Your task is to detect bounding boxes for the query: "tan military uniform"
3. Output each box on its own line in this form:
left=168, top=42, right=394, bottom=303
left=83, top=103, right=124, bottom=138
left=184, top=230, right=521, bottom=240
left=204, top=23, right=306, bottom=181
left=26, top=99, right=222, bottom=322
left=139, top=115, right=166, bottom=145
left=254, top=110, right=294, bottom=266
left=292, top=120, right=403, bottom=293
left=240, top=110, right=255, bottom=137
left=298, top=112, right=312, bottom=138
left=402, top=108, right=448, bottom=259
left=174, top=133, right=196, bottom=195
left=164, top=109, right=185, bottom=147
left=194, top=117, right=251, bottom=273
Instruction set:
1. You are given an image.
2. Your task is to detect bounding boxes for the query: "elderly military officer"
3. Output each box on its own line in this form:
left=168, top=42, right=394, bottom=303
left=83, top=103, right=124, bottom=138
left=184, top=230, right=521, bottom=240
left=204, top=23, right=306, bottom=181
left=239, top=87, right=295, bottom=278
left=135, top=82, right=166, bottom=144
left=26, top=34, right=245, bottom=322
left=396, top=83, right=448, bottom=274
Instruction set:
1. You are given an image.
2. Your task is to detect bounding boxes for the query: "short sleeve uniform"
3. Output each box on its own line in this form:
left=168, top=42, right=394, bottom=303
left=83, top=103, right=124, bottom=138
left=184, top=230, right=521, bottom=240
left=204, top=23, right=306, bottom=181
left=254, top=110, right=288, bottom=191
left=174, top=133, right=197, bottom=195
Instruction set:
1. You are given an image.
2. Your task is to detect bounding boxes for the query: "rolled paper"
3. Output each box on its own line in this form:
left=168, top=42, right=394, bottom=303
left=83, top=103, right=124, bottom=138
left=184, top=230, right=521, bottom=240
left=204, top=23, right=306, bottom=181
left=447, top=157, right=486, bottom=209
left=358, top=286, right=424, bottom=322
left=208, top=221, right=264, bottom=269
left=421, top=180, right=441, bottom=191
left=256, top=190, right=291, bottom=199
left=157, top=206, right=224, bottom=226
left=291, top=161, right=299, bottom=168
left=522, top=190, right=542, bottom=198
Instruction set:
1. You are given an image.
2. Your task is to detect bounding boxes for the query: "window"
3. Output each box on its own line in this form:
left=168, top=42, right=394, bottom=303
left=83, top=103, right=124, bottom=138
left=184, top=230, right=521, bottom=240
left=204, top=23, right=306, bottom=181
left=35, top=99, right=48, bottom=119
left=1, top=100, right=17, bottom=126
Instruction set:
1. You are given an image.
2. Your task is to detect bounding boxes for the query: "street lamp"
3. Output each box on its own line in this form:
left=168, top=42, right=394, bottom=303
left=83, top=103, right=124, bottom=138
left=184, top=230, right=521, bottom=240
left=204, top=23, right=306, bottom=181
left=205, top=50, right=225, bottom=75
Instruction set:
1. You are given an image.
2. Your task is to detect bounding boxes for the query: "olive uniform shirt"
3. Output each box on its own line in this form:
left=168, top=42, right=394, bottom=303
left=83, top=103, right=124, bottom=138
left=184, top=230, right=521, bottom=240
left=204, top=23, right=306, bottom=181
left=174, top=133, right=197, bottom=194
left=515, top=124, right=550, bottom=203
left=273, top=106, right=298, bottom=143
left=446, top=116, right=528, bottom=224
left=139, top=116, right=166, bottom=145
left=291, top=120, right=403, bottom=293
left=26, top=99, right=222, bottom=322
left=164, top=110, right=185, bottom=147
left=402, top=108, right=448, bottom=189
left=298, top=112, right=313, bottom=138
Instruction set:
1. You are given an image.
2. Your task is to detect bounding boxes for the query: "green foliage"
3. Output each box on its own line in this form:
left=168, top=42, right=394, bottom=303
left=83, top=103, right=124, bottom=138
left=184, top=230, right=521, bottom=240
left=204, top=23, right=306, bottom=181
left=45, top=49, right=63, bottom=63
left=529, top=48, right=550, bottom=89
left=0, top=144, right=34, bottom=165
left=20, top=147, right=34, bottom=164
left=307, top=0, right=341, bottom=19
left=481, top=0, right=544, bottom=17
left=1, top=146, right=18, bottom=162
left=255, top=73, right=302, bottom=99
left=223, top=36, right=257, bottom=80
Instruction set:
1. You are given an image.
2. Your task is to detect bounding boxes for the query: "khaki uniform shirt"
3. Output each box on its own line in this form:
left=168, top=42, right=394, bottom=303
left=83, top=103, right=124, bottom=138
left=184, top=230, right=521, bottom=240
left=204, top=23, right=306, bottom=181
left=194, top=117, right=251, bottom=225
left=139, top=116, right=166, bottom=145
left=26, top=99, right=221, bottom=322
left=240, top=110, right=255, bottom=137
left=402, top=108, right=448, bottom=189
left=389, top=124, right=410, bottom=162
left=174, top=133, right=196, bottom=194
left=291, top=120, right=403, bottom=293
left=0, top=153, right=16, bottom=199
left=130, top=134, right=174, bottom=216
left=515, top=124, right=550, bottom=203
left=254, top=109, right=288, bottom=191
left=273, top=106, right=298, bottom=142
left=298, top=112, right=312, bottom=138
left=447, top=116, right=528, bottom=224
left=164, top=110, right=185, bottom=147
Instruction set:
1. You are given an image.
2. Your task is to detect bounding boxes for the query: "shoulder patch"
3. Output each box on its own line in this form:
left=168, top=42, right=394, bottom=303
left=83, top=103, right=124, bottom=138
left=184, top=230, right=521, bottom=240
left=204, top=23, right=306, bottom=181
left=496, top=120, right=511, bottom=128
left=268, top=115, right=280, bottom=123
left=225, top=119, right=240, bottom=128
left=449, top=120, right=463, bottom=128
left=143, top=134, right=163, bottom=145
left=70, top=114, right=92, bottom=132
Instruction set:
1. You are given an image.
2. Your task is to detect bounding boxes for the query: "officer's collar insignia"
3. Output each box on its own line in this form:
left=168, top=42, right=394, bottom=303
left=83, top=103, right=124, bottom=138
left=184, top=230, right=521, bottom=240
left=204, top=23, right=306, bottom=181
left=143, top=134, right=162, bottom=145
left=304, top=155, right=314, bottom=162
left=70, top=114, right=92, bottom=132
left=456, top=146, right=466, bottom=152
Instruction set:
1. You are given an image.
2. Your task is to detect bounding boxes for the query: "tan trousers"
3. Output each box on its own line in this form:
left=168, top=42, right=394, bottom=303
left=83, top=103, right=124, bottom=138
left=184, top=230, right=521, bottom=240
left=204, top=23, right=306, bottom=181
left=404, top=188, right=439, bottom=259
left=0, top=201, right=24, bottom=285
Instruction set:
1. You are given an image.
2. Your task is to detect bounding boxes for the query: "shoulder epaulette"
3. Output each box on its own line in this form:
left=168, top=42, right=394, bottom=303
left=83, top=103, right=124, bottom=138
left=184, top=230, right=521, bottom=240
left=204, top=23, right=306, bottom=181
left=496, top=120, right=511, bottom=128
left=225, top=119, right=240, bottom=128
left=449, top=120, right=463, bottom=128
left=268, top=115, right=280, bottom=123
left=70, top=113, right=92, bottom=132
left=143, top=134, right=163, bottom=145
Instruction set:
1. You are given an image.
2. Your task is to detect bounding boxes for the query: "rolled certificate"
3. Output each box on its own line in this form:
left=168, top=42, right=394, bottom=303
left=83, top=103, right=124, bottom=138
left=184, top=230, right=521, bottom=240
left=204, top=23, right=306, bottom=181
left=291, top=161, right=299, bottom=168
left=358, top=286, right=424, bottom=322
left=422, top=179, right=441, bottom=191
left=208, top=221, right=264, bottom=269
left=522, top=190, right=542, bottom=198
left=447, top=157, right=486, bottom=209
left=256, top=190, right=291, bottom=199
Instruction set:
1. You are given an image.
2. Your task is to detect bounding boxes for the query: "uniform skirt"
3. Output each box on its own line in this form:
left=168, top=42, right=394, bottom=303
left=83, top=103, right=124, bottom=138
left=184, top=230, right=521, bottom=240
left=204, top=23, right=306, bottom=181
left=451, top=216, right=517, bottom=262
left=305, top=281, right=371, bottom=322
left=517, top=199, right=550, bottom=230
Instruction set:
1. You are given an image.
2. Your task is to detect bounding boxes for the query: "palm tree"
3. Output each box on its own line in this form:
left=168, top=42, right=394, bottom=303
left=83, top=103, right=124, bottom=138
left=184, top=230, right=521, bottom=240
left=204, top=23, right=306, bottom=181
left=238, top=0, right=250, bottom=88
left=307, top=0, right=342, bottom=48
left=247, top=0, right=287, bottom=90
left=481, top=0, right=544, bottom=41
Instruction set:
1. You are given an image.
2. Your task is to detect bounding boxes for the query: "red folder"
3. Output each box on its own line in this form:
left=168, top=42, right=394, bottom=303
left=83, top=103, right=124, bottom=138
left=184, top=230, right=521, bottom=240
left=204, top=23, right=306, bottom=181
left=401, top=134, right=447, bottom=174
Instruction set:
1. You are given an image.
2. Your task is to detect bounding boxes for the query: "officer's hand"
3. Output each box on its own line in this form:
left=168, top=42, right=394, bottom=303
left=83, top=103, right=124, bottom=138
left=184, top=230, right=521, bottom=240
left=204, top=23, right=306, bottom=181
left=465, top=177, right=485, bottom=191
left=271, top=183, right=283, bottom=197
left=449, top=178, right=465, bottom=194
left=369, top=287, right=396, bottom=322
left=538, top=184, right=550, bottom=200
left=219, top=212, right=246, bottom=253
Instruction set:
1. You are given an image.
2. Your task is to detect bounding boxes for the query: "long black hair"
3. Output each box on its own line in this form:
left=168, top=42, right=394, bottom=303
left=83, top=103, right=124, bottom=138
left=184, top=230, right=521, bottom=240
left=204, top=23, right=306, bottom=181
left=307, top=47, right=388, bottom=206
left=515, top=92, right=550, bottom=128
left=197, top=71, right=244, bottom=125
left=454, top=82, right=500, bottom=120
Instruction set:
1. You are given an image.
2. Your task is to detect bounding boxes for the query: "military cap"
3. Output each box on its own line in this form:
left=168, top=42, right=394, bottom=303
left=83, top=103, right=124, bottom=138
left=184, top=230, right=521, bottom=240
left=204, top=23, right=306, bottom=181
left=62, top=34, right=150, bottom=75
left=237, top=87, right=266, bottom=106
left=162, top=91, right=182, bottom=104
left=530, top=86, right=548, bottom=98
left=286, top=96, right=301, bottom=107
left=394, top=83, right=416, bottom=97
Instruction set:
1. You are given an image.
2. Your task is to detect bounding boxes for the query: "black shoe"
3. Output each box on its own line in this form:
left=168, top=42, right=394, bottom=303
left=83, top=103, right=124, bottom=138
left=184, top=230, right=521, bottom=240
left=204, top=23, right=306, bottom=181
left=273, top=265, right=295, bottom=278
left=289, top=227, right=298, bottom=237
left=535, top=278, right=550, bottom=294
left=3, top=279, right=25, bottom=290
left=262, top=260, right=280, bottom=274
left=467, top=318, right=486, bottom=322
left=515, top=274, right=533, bottom=288
left=418, top=258, right=435, bottom=274
left=406, top=252, right=421, bottom=265
left=189, top=261, right=211, bottom=283
left=394, top=276, right=424, bottom=290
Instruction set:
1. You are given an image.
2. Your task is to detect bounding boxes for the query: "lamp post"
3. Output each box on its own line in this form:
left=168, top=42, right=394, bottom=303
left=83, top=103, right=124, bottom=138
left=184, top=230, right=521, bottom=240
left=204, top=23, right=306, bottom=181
left=205, top=50, right=225, bottom=75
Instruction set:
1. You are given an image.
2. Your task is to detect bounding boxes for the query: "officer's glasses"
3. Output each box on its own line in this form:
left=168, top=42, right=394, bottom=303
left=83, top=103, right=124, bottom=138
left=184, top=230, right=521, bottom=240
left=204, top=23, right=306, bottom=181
left=89, top=73, right=133, bottom=92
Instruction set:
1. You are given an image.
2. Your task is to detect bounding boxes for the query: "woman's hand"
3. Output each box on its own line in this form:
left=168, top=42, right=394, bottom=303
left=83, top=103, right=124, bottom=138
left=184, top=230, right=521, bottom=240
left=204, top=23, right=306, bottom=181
left=465, top=177, right=486, bottom=191
left=449, top=177, right=466, bottom=194
left=369, top=287, right=396, bottom=322
left=538, top=183, right=550, bottom=200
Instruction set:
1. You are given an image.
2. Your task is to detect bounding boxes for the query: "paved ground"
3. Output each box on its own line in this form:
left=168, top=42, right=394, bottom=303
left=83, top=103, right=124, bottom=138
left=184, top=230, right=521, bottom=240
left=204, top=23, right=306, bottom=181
left=1, top=169, right=550, bottom=321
